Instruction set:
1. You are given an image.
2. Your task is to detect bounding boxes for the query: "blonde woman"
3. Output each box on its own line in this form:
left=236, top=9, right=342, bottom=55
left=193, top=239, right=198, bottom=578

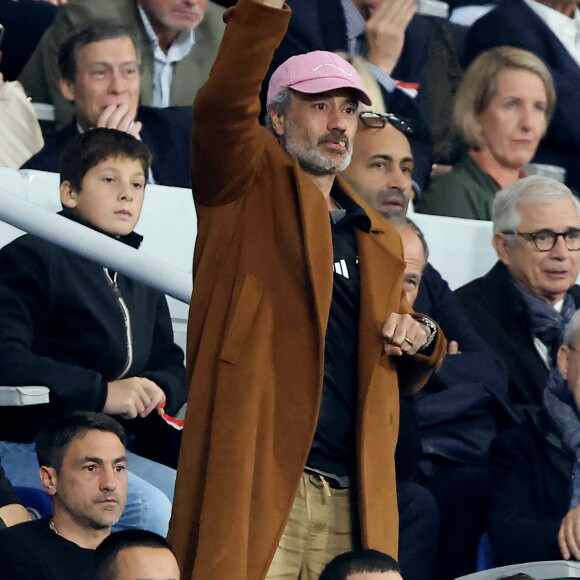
left=418, top=46, right=555, bottom=220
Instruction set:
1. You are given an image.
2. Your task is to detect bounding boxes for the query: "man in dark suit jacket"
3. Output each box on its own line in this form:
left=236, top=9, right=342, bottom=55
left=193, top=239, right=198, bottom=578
left=463, top=0, right=580, bottom=193
left=456, top=176, right=580, bottom=417
left=266, top=0, right=467, bottom=192
left=22, top=19, right=192, bottom=189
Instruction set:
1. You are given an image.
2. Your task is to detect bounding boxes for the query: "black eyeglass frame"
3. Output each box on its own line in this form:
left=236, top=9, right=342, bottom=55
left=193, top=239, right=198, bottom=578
left=501, top=228, right=580, bottom=252
left=358, top=111, right=414, bottom=135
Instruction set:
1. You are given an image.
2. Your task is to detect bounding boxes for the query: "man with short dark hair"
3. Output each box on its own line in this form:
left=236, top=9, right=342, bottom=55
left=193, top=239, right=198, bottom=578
left=342, top=111, right=415, bottom=217
left=22, top=19, right=193, bottom=188
left=0, top=412, right=128, bottom=580
left=19, top=0, right=225, bottom=129
left=319, top=549, right=403, bottom=580
left=95, top=529, right=180, bottom=580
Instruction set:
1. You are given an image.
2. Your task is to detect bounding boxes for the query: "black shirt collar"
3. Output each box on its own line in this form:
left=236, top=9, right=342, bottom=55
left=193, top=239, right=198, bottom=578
left=331, top=181, right=371, bottom=233
left=59, top=207, right=143, bottom=249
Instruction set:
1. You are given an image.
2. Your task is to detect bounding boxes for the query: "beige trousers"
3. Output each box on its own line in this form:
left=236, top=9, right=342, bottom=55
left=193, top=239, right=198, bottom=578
left=266, top=472, right=356, bottom=580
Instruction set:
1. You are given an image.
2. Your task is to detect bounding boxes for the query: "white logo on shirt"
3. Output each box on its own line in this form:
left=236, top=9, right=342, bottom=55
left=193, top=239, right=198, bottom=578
left=333, top=259, right=350, bottom=279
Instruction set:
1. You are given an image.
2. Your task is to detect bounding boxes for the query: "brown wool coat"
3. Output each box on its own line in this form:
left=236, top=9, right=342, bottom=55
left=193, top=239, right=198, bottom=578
left=168, top=2, right=446, bottom=578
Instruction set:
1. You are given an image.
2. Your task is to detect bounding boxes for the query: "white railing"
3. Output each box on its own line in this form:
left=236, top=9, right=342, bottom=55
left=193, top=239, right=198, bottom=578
left=0, top=188, right=193, bottom=304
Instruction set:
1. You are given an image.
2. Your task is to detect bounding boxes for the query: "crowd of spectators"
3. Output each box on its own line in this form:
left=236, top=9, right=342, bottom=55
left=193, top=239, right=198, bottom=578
left=1, top=0, right=580, bottom=579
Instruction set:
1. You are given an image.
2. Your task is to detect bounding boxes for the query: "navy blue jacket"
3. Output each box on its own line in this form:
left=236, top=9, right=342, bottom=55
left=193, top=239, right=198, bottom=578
left=395, top=263, right=509, bottom=477
left=415, top=264, right=510, bottom=463
left=488, top=410, right=571, bottom=564
left=463, top=0, right=580, bottom=193
left=0, top=210, right=186, bottom=442
left=22, top=106, right=193, bottom=189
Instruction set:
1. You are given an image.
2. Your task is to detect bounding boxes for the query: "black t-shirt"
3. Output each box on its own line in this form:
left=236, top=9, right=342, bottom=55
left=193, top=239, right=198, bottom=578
left=306, top=185, right=371, bottom=480
left=0, top=517, right=95, bottom=580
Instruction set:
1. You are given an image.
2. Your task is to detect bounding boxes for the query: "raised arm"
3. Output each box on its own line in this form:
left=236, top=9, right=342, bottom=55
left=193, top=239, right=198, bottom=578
left=192, top=0, right=290, bottom=206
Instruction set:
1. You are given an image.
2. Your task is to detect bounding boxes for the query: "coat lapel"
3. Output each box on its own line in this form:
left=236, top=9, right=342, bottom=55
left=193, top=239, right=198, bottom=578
left=356, top=222, right=405, bottom=401
left=293, top=162, right=334, bottom=337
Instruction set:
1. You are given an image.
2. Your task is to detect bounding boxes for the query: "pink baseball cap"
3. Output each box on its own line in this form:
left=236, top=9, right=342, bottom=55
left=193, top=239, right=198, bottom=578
left=267, top=51, right=372, bottom=107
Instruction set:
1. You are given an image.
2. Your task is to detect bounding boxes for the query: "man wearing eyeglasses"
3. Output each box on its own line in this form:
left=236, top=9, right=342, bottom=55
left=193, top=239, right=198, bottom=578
left=456, top=175, right=580, bottom=418
left=167, top=1, right=447, bottom=579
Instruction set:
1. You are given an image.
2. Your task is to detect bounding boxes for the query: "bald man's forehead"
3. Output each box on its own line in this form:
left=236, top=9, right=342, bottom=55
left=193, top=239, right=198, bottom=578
left=114, top=546, right=180, bottom=580
left=354, top=124, right=413, bottom=162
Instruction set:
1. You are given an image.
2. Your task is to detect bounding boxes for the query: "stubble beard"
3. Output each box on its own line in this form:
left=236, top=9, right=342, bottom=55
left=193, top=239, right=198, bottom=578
left=282, top=119, right=353, bottom=176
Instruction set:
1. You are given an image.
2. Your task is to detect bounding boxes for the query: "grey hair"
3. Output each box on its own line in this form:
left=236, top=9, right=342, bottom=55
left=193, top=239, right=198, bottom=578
left=563, top=309, right=580, bottom=347
left=391, top=216, right=429, bottom=264
left=492, top=176, right=580, bottom=240
left=265, top=88, right=294, bottom=135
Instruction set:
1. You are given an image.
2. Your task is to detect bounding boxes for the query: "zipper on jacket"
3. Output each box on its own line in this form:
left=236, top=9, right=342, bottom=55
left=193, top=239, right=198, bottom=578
left=104, top=268, right=134, bottom=380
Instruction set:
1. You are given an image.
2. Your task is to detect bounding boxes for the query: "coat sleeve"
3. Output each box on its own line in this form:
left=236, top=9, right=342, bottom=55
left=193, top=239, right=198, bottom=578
left=487, top=428, right=562, bottom=565
left=0, top=240, right=107, bottom=413
left=192, top=0, right=292, bottom=207
left=141, top=297, right=187, bottom=416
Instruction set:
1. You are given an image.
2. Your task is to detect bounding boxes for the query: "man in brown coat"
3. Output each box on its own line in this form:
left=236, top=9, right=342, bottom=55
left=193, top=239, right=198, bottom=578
left=168, top=1, right=446, bottom=579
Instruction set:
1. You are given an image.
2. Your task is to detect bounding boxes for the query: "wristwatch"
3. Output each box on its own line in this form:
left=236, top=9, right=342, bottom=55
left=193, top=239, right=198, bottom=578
left=412, top=315, right=437, bottom=351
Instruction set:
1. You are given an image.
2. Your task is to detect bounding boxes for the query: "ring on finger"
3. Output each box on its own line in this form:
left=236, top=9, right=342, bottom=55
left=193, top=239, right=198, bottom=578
left=403, top=336, right=414, bottom=347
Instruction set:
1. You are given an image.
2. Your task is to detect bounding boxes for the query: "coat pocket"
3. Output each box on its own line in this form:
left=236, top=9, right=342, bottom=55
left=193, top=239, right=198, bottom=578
left=219, top=274, right=263, bottom=365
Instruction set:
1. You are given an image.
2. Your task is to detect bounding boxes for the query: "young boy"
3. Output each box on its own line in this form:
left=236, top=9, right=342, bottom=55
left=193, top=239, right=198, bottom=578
left=0, top=128, right=186, bottom=536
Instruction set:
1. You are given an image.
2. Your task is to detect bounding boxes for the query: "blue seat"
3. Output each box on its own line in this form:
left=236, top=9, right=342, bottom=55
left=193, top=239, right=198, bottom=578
left=13, top=486, right=53, bottom=518
left=476, top=533, right=495, bottom=571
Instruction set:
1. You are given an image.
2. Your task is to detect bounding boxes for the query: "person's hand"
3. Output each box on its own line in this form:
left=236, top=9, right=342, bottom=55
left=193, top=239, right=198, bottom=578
left=104, top=377, right=165, bottom=419
left=382, top=312, right=428, bottom=356
left=96, top=103, right=142, bottom=137
left=559, top=506, right=580, bottom=560
left=10, top=0, right=68, bottom=5
left=365, top=0, right=417, bottom=75
left=447, top=340, right=460, bottom=355
left=431, top=164, right=453, bottom=179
